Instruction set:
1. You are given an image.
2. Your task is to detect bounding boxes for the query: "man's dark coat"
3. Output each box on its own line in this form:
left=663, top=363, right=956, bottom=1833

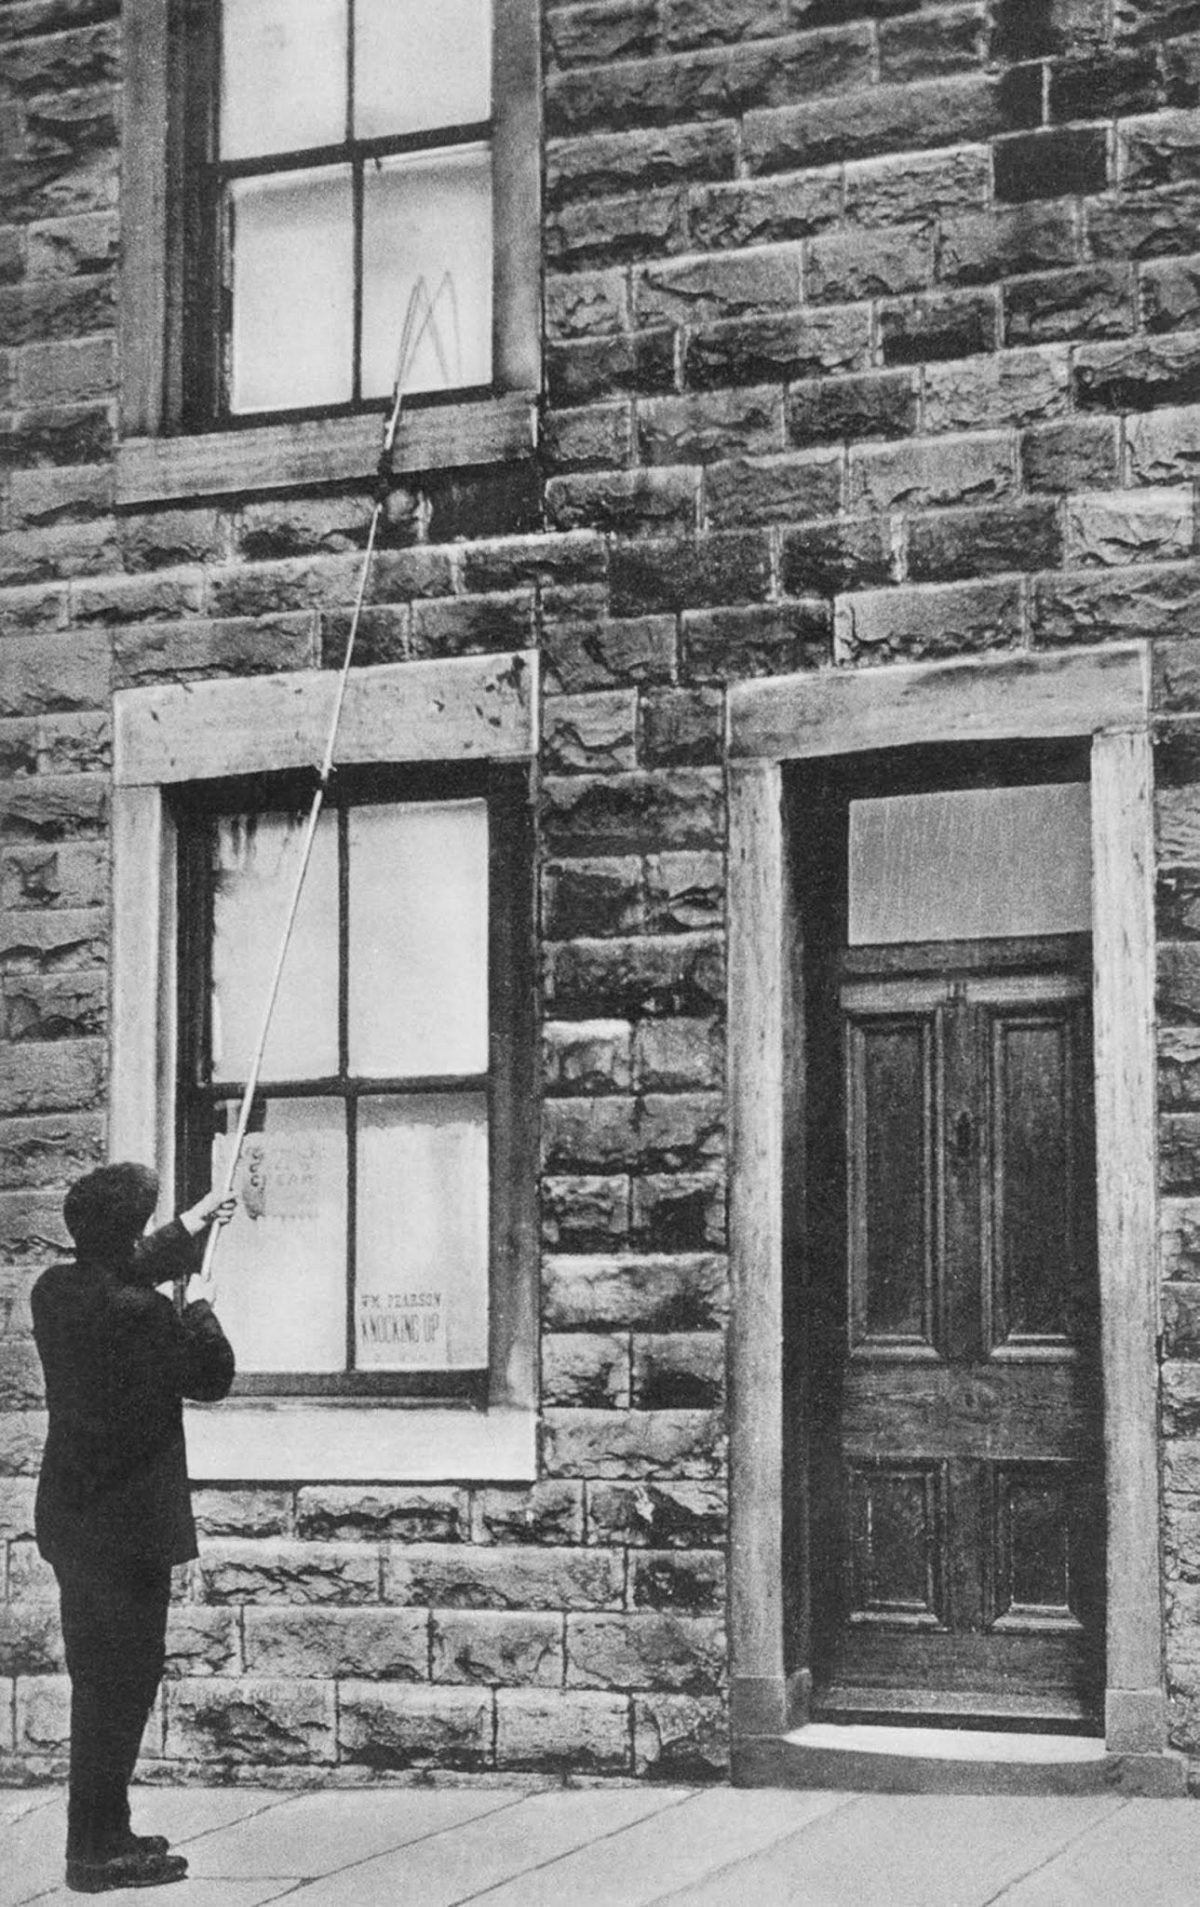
left=32, top=1221, right=235, bottom=1572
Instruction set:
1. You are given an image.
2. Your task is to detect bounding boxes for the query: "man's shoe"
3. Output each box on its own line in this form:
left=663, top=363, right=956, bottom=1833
left=65, top=1848, right=188, bottom=1893
left=119, top=1830, right=172, bottom=1858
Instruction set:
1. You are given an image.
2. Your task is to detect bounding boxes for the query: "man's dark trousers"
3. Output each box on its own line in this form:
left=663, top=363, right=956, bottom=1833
left=55, top=1553, right=171, bottom=1859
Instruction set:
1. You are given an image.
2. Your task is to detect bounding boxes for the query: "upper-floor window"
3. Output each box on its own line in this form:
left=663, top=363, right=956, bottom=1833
left=119, top=0, right=539, bottom=461
left=197, top=0, right=494, bottom=418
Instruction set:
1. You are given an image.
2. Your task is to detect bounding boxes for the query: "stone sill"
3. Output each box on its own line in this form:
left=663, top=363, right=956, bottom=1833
left=183, top=1400, right=537, bottom=1483
left=115, top=391, right=538, bottom=507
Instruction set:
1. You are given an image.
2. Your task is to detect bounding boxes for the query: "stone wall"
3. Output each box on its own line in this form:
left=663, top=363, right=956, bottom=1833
left=4, top=0, right=1200, bottom=1784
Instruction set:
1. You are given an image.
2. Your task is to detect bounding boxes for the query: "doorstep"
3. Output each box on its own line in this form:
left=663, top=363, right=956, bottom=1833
left=733, top=1721, right=1187, bottom=1797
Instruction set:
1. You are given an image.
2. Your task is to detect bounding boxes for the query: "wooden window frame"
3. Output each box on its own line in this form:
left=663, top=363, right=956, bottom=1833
left=117, top=0, right=539, bottom=505
left=110, top=651, right=539, bottom=1482
left=724, top=644, right=1179, bottom=1787
left=174, top=759, right=527, bottom=1401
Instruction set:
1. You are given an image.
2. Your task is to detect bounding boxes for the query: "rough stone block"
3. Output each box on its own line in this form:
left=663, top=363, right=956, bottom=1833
left=543, top=1088, right=723, bottom=1176
left=432, top=1611, right=565, bottom=1687
left=543, top=772, right=724, bottom=855
left=682, top=601, right=829, bottom=681
left=1066, top=488, right=1194, bottom=567
left=0, top=841, right=107, bottom=913
left=543, top=1253, right=727, bottom=1333
left=631, top=1333, right=725, bottom=1410
left=542, top=1175, right=631, bottom=1252
left=545, top=0, right=658, bottom=70
left=547, top=328, right=675, bottom=408
left=688, top=170, right=842, bottom=250
left=1129, top=402, right=1200, bottom=489
left=543, top=1332, right=631, bottom=1409
left=1166, top=1282, right=1200, bottom=1357
left=836, top=579, right=1023, bottom=664
left=0, top=1476, right=37, bottom=1542
left=14, top=1673, right=70, bottom=1756
left=638, top=244, right=801, bottom=325
left=545, top=268, right=628, bottom=340
left=0, top=1342, right=45, bottom=1409
left=633, top=1016, right=723, bottom=1092
left=1005, top=264, right=1134, bottom=344
left=643, top=852, right=724, bottom=934
left=543, top=402, right=634, bottom=474
left=639, top=690, right=723, bottom=770
left=473, top=1482, right=586, bottom=1547
left=1160, top=1027, right=1200, bottom=1108
left=905, top=500, right=1062, bottom=582
left=0, top=1412, right=47, bottom=1477
left=848, top=431, right=1016, bottom=512
left=547, top=122, right=736, bottom=207
left=542, top=1408, right=726, bottom=1480
left=190, top=1488, right=290, bottom=1540
left=163, top=1609, right=240, bottom=1679
left=1020, top=417, right=1119, bottom=492
left=71, top=567, right=204, bottom=626
left=546, top=470, right=696, bottom=541
left=543, top=599, right=677, bottom=695
left=1076, top=336, right=1200, bottom=415
left=197, top=1542, right=381, bottom=1606
left=1142, top=255, right=1200, bottom=336
left=547, top=188, right=690, bottom=272
left=629, top=1550, right=727, bottom=1615
left=805, top=224, right=932, bottom=303
left=881, top=289, right=998, bottom=365
left=242, top=1608, right=429, bottom=1681
left=7, top=1540, right=57, bottom=1601
left=1033, top=562, right=1200, bottom=646
left=383, top=1543, right=624, bottom=1611
left=1086, top=188, right=1200, bottom=262
left=543, top=690, right=639, bottom=774
left=545, top=936, right=723, bottom=1023
left=1159, top=867, right=1200, bottom=934
left=994, top=127, right=1109, bottom=204
left=0, top=1040, right=104, bottom=1116
left=544, top=1020, right=634, bottom=1096
left=631, top=1172, right=726, bottom=1251
left=566, top=1613, right=725, bottom=1692
left=633, top=1691, right=729, bottom=1779
left=338, top=1683, right=493, bottom=1771
left=0, top=630, right=109, bottom=718
left=610, top=534, right=771, bottom=613
left=939, top=202, right=1079, bottom=286
left=0, top=1606, right=63, bottom=1676
left=788, top=369, right=918, bottom=447
left=495, top=1689, right=629, bottom=1773
left=1121, top=110, right=1200, bottom=190
left=637, top=387, right=781, bottom=464
left=542, top=859, right=643, bottom=941
left=922, top=346, right=1070, bottom=434
left=703, top=449, right=843, bottom=527
left=684, top=308, right=871, bottom=390
left=294, top=1487, right=467, bottom=1543
left=844, top=146, right=989, bottom=225
left=1162, top=1114, right=1200, bottom=1195
left=165, top=1677, right=336, bottom=1766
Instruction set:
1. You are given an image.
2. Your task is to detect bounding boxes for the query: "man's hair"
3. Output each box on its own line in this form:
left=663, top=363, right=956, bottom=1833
left=63, top=1162, right=160, bottom=1256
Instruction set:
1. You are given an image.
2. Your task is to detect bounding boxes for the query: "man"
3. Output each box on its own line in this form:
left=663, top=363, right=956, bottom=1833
left=32, top=1163, right=237, bottom=1894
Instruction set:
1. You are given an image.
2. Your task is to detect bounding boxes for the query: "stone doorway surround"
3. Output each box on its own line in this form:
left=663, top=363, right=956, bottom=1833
left=724, top=643, right=1182, bottom=1794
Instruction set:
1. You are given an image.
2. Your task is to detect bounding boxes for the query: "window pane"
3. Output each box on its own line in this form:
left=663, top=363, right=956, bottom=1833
left=229, top=168, right=353, bottom=414
left=355, top=0, right=491, bottom=140
left=212, top=809, right=338, bottom=1084
left=848, top=783, right=1092, bottom=946
left=212, top=1098, right=347, bottom=1372
left=361, top=145, right=492, bottom=399
left=355, top=1094, right=488, bottom=1370
left=348, top=799, right=488, bottom=1078
left=221, top=0, right=347, bottom=160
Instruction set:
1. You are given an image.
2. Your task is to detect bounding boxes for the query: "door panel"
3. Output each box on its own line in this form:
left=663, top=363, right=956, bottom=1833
left=816, top=958, right=1103, bottom=1728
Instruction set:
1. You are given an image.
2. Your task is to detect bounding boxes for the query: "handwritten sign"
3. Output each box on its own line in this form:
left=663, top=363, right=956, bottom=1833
left=239, top=1134, right=324, bottom=1223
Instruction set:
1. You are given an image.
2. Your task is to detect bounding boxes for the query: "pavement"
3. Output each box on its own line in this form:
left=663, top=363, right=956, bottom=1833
left=5, top=1781, right=1200, bottom=1906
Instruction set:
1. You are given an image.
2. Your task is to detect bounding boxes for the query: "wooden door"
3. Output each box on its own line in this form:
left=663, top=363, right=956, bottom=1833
left=814, top=956, right=1104, bottom=1728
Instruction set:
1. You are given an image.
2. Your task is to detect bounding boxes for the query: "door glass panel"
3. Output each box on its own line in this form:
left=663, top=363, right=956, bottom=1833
left=348, top=799, right=488, bottom=1079
left=361, top=144, right=493, bottom=398
left=212, top=1098, right=347, bottom=1371
left=355, top=0, right=491, bottom=139
left=849, top=1016, right=935, bottom=1345
left=991, top=1011, right=1077, bottom=1342
left=849, top=783, right=1091, bottom=945
left=229, top=167, right=354, bottom=413
left=355, top=1094, right=488, bottom=1369
left=211, top=809, right=339, bottom=1084
left=222, top=0, right=347, bottom=159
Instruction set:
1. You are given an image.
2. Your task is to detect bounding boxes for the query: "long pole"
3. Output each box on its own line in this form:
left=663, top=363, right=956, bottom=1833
left=181, top=278, right=455, bottom=1308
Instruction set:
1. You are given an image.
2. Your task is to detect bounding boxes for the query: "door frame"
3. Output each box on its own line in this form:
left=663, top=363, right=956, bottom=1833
left=726, top=643, right=1166, bottom=1771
